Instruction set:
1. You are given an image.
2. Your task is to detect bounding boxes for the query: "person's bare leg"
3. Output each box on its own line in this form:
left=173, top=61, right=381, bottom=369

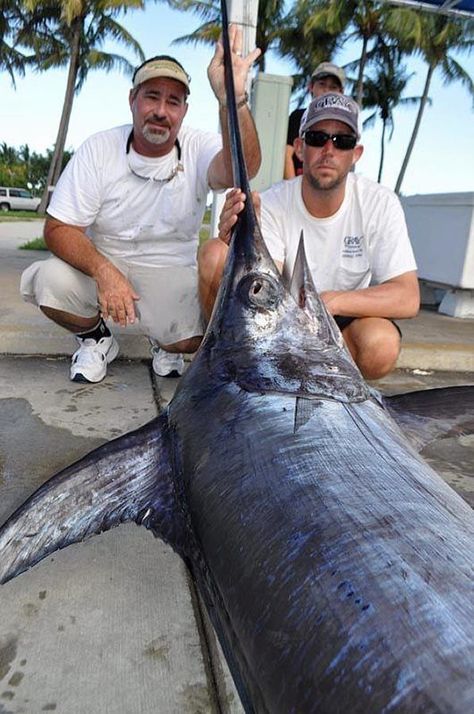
left=197, top=238, right=228, bottom=322
left=40, top=305, right=100, bottom=333
left=160, top=335, right=202, bottom=354
left=342, top=317, right=401, bottom=380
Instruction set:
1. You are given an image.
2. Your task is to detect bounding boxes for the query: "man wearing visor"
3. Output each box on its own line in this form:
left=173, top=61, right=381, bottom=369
left=200, top=93, right=420, bottom=380
left=21, top=27, right=261, bottom=383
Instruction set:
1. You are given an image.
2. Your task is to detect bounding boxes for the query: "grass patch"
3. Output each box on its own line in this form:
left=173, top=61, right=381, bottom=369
left=15, top=207, right=212, bottom=250
left=19, top=237, right=47, bottom=250
left=199, top=205, right=212, bottom=245
left=0, top=210, right=43, bottom=221
left=199, top=225, right=210, bottom=245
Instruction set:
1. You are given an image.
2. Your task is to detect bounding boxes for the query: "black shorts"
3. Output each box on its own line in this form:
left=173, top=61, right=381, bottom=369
left=334, top=316, right=402, bottom=338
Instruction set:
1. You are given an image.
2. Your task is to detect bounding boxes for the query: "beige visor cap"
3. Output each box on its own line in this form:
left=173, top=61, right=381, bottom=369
left=133, top=56, right=191, bottom=94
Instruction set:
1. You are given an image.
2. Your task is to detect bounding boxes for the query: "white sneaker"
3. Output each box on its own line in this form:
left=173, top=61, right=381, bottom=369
left=152, top=348, right=184, bottom=378
left=70, top=334, right=119, bottom=383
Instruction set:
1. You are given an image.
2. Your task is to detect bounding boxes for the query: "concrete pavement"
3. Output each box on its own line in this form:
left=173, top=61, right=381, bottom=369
left=0, top=358, right=218, bottom=714
left=0, top=363, right=242, bottom=714
left=0, top=221, right=242, bottom=714
left=0, top=219, right=473, bottom=712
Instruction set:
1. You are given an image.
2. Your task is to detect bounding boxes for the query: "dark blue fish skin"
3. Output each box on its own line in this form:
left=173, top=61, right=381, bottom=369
left=166, top=342, right=474, bottom=712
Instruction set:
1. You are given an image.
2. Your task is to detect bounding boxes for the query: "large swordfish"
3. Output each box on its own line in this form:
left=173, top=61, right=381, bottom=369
left=1, top=4, right=474, bottom=711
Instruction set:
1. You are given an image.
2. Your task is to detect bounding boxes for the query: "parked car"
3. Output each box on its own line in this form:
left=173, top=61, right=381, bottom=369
left=0, top=187, right=41, bottom=212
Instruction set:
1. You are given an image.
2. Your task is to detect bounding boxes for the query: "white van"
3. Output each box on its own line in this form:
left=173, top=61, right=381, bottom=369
left=0, top=187, right=41, bottom=212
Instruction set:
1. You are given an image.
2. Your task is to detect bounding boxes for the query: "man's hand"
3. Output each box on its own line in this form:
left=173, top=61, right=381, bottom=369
left=44, top=217, right=141, bottom=327
left=207, top=24, right=261, bottom=104
left=218, top=188, right=261, bottom=244
left=95, top=262, right=140, bottom=327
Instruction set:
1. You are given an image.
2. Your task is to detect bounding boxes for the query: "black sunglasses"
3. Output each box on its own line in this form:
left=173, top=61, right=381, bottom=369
left=303, top=130, right=357, bottom=151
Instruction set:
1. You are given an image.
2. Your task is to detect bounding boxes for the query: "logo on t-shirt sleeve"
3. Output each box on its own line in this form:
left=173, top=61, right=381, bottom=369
left=342, top=234, right=364, bottom=258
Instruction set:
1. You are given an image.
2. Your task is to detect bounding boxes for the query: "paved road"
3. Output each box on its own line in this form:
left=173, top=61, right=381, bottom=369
left=0, top=218, right=44, bottom=248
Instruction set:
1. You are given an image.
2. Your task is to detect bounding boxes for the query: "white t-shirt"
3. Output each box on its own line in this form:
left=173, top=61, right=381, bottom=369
left=48, top=124, right=222, bottom=267
left=261, top=173, right=417, bottom=292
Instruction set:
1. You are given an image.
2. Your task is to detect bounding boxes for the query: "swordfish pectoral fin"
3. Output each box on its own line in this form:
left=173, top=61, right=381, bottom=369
left=0, top=413, right=184, bottom=585
left=383, top=385, right=474, bottom=451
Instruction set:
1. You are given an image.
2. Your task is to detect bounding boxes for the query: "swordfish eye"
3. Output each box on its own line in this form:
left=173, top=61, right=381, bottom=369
left=238, top=272, right=283, bottom=310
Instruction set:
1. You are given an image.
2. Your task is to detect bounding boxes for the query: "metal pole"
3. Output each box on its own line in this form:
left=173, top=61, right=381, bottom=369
left=228, top=0, right=258, bottom=71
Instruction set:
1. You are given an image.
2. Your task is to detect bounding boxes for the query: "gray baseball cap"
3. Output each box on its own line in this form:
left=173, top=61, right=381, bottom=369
left=311, top=62, right=345, bottom=89
left=300, top=93, right=360, bottom=137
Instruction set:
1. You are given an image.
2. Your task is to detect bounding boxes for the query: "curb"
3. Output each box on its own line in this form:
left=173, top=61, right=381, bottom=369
left=397, top=343, right=474, bottom=373
left=0, top=337, right=472, bottom=373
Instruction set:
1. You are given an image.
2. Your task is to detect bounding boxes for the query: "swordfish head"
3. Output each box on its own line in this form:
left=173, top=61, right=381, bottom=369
left=192, top=197, right=370, bottom=404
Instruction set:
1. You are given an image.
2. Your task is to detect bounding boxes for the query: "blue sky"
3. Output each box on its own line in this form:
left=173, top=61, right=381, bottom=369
left=1, top=2, right=473, bottom=197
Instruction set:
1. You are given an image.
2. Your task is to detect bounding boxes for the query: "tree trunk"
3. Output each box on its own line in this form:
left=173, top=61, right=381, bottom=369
left=395, top=63, right=434, bottom=196
left=38, top=18, right=83, bottom=214
left=356, top=33, right=369, bottom=107
left=377, top=119, right=386, bottom=183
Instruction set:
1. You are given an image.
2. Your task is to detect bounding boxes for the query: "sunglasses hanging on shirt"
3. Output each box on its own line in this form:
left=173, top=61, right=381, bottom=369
left=126, top=131, right=184, bottom=183
left=303, top=131, right=357, bottom=151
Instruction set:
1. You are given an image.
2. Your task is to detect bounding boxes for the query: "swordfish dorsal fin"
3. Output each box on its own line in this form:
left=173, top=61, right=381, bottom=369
left=287, top=231, right=306, bottom=307
left=0, top=413, right=186, bottom=584
left=288, top=230, right=367, bottom=372
left=289, top=232, right=346, bottom=349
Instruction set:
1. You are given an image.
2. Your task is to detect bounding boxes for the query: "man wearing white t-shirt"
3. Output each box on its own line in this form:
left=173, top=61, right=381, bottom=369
left=199, top=93, right=420, bottom=380
left=21, top=27, right=261, bottom=383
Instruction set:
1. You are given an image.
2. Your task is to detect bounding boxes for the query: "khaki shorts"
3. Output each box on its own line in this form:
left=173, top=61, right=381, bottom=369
left=20, top=255, right=204, bottom=345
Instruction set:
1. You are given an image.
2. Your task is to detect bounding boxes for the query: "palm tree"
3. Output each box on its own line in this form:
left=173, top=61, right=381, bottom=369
left=0, top=0, right=47, bottom=85
left=169, top=0, right=342, bottom=110
left=1, top=2, right=25, bottom=84
left=169, top=0, right=290, bottom=72
left=392, top=12, right=474, bottom=194
left=277, top=0, right=342, bottom=98
left=23, top=0, right=146, bottom=213
left=0, top=142, right=18, bottom=164
left=362, top=49, right=424, bottom=183
left=304, top=1, right=383, bottom=106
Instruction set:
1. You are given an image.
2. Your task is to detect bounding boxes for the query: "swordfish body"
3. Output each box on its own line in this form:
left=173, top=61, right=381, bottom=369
left=1, top=4, right=474, bottom=711
left=1, top=218, right=473, bottom=712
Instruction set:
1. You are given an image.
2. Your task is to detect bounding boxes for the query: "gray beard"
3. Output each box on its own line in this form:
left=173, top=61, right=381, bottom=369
left=142, top=125, right=170, bottom=145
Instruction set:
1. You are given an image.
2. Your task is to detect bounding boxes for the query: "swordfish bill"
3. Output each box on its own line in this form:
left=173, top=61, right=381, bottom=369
left=1, top=1, right=474, bottom=711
